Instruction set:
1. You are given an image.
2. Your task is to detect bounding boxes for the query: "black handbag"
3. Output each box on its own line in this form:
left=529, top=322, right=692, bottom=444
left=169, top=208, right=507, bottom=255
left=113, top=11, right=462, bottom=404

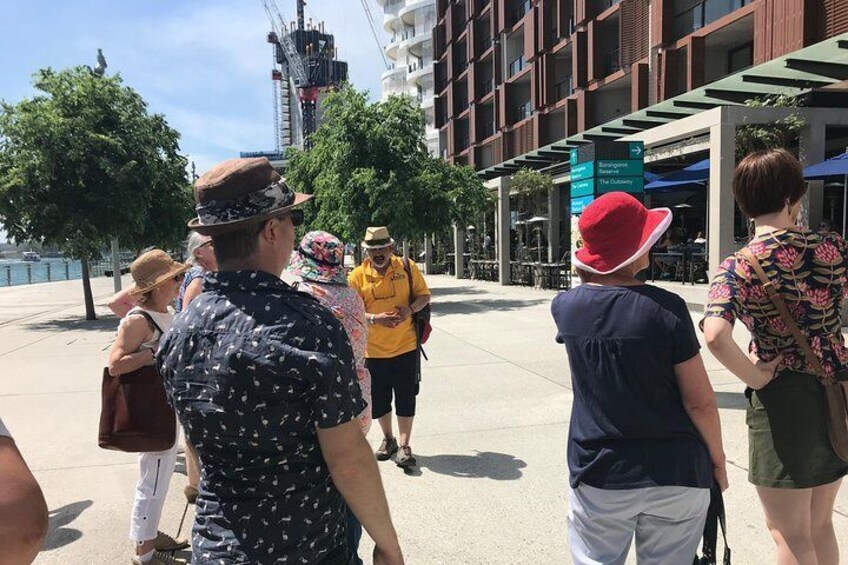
left=694, top=485, right=731, bottom=565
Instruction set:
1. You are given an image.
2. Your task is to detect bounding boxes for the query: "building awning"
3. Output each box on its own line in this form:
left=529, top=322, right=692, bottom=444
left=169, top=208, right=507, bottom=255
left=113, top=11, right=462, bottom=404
left=478, top=33, right=848, bottom=181
left=645, top=159, right=709, bottom=190
left=804, top=152, right=848, bottom=179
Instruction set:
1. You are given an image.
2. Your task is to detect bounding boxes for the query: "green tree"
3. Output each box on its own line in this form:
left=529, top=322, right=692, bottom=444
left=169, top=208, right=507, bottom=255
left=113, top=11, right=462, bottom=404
left=285, top=86, right=490, bottom=254
left=0, top=67, right=193, bottom=319
left=510, top=167, right=552, bottom=218
left=735, top=95, right=805, bottom=159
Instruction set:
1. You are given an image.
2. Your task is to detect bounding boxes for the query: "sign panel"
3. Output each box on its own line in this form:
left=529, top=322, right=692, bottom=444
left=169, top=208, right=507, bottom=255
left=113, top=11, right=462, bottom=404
left=596, top=159, right=644, bottom=177
left=595, top=176, right=645, bottom=194
left=571, top=178, right=595, bottom=197
left=571, top=195, right=594, bottom=215
left=570, top=161, right=595, bottom=181
left=570, top=149, right=578, bottom=166
left=628, top=142, right=644, bottom=159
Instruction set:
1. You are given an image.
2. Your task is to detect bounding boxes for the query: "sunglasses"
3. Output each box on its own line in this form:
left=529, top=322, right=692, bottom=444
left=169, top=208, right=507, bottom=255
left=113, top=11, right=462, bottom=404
left=279, top=209, right=305, bottom=227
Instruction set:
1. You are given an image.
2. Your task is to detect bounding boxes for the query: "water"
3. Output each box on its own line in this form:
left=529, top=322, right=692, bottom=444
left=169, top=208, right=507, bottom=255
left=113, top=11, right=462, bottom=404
left=0, top=259, right=83, bottom=287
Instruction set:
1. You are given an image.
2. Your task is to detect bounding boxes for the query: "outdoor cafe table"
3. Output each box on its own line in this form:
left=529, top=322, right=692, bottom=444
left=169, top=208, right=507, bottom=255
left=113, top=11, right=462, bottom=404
left=533, top=262, right=571, bottom=290
left=650, top=252, right=685, bottom=282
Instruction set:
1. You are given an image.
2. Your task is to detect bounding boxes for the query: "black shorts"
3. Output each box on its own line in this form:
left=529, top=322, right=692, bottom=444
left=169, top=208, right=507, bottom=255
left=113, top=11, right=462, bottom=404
left=366, top=350, right=418, bottom=418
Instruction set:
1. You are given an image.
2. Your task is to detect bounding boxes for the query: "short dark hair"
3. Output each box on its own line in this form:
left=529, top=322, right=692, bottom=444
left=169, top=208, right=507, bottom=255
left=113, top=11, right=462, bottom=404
left=211, top=220, right=266, bottom=265
left=732, top=149, right=806, bottom=218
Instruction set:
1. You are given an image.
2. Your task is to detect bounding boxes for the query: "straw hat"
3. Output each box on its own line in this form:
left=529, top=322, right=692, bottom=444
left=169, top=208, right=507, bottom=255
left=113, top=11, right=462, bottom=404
left=287, top=231, right=347, bottom=285
left=361, top=226, right=395, bottom=250
left=187, top=157, right=312, bottom=236
left=573, top=192, right=672, bottom=275
left=128, top=250, right=189, bottom=297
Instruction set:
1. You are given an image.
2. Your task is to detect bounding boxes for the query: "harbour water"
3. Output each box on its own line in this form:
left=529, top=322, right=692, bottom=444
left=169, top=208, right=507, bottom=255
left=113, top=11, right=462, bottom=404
left=0, top=258, right=83, bottom=287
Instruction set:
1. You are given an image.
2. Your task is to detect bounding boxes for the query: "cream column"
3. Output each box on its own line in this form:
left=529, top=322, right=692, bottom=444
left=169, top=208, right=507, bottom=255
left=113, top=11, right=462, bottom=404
left=799, top=123, right=826, bottom=230
left=498, top=177, right=512, bottom=285
left=454, top=224, right=466, bottom=279
left=708, top=120, right=736, bottom=275
left=548, top=184, right=562, bottom=263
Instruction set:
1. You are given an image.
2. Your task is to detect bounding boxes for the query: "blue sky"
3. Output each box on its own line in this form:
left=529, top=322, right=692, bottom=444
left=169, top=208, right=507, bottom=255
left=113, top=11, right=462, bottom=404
left=0, top=0, right=390, bottom=176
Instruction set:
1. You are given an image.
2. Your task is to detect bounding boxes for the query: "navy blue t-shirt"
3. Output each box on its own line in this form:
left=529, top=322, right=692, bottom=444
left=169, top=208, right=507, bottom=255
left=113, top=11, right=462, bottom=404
left=551, top=284, right=712, bottom=490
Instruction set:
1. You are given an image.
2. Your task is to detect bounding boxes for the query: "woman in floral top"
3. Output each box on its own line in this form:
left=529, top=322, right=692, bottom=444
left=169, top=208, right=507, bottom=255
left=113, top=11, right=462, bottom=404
left=703, top=149, right=848, bottom=565
left=286, top=230, right=372, bottom=565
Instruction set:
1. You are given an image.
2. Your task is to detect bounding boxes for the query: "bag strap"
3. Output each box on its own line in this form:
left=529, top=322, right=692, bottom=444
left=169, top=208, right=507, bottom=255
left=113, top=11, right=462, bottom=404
left=403, top=257, right=415, bottom=306
left=739, top=248, right=826, bottom=380
left=697, top=486, right=731, bottom=565
left=128, top=308, right=164, bottom=338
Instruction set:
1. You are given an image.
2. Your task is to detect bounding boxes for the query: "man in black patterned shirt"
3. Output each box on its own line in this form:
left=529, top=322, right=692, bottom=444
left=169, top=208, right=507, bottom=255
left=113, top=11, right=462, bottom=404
left=158, top=158, right=403, bottom=565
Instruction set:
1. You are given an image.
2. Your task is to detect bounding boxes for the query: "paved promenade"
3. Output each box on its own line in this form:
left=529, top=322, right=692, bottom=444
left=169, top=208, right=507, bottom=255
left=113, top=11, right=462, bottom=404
left=1, top=275, right=846, bottom=563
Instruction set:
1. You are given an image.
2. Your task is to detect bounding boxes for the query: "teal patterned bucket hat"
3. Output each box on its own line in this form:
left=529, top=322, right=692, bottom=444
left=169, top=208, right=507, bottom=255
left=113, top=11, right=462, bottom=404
left=287, top=231, right=347, bottom=285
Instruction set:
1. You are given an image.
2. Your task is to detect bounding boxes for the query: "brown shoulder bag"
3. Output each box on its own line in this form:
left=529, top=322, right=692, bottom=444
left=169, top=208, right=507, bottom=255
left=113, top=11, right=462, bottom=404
left=741, top=247, right=848, bottom=463
left=98, top=310, right=177, bottom=453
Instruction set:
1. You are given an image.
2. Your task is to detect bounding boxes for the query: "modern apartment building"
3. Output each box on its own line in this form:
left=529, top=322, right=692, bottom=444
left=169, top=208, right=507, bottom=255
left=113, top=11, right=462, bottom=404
left=378, top=0, right=441, bottom=155
left=435, top=0, right=848, bottom=170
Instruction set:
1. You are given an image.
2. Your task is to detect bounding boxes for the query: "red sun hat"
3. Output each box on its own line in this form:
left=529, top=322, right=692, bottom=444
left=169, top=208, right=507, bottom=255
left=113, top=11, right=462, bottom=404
left=573, top=192, right=672, bottom=275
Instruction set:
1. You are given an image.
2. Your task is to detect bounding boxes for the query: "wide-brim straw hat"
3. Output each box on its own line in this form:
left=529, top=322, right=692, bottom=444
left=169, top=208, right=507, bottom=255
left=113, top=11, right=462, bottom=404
left=128, top=249, right=189, bottom=297
left=573, top=192, right=672, bottom=275
left=286, top=231, right=348, bottom=285
left=361, top=226, right=395, bottom=250
left=187, top=157, right=312, bottom=236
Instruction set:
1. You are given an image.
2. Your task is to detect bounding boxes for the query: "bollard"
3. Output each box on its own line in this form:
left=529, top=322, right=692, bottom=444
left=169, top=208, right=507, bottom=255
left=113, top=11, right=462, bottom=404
left=65, top=261, right=70, bottom=280
left=5, top=266, right=10, bottom=287
left=27, top=264, right=32, bottom=284
left=47, top=262, right=52, bottom=282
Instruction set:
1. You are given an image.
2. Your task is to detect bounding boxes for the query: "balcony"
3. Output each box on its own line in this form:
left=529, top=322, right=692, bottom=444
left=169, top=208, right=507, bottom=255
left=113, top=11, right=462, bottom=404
left=457, top=134, right=470, bottom=152
left=673, top=0, right=750, bottom=40
left=604, top=48, right=620, bottom=76
left=455, top=97, right=470, bottom=115
left=479, top=77, right=495, bottom=97
left=508, top=55, right=527, bottom=78
left=477, top=0, right=491, bottom=10
left=512, top=101, right=532, bottom=123
left=513, top=0, right=531, bottom=25
left=481, top=121, right=497, bottom=139
left=454, top=55, right=469, bottom=76
left=479, top=35, right=493, bottom=53
left=554, top=76, right=573, bottom=101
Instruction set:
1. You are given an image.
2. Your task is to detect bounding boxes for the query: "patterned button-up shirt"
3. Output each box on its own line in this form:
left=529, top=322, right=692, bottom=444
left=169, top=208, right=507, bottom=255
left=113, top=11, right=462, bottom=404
left=158, top=270, right=365, bottom=565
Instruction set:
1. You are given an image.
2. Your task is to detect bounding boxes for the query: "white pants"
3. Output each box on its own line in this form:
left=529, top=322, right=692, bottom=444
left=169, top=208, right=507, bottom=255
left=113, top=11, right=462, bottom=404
left=568, top=484, right=710, bottom=565
left=129, top=440, right=179, bottom=542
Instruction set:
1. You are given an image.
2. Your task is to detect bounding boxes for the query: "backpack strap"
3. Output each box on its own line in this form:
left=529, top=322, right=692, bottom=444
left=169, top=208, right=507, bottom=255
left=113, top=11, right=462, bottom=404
left=739, top=247, right=828, bottom=381
left=402, top=257, right=414, bottom=306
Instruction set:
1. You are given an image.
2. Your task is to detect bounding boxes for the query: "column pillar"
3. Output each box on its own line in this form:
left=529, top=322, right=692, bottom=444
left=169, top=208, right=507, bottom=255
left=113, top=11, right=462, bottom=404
left=548, top=183, right=562, bottom=262
left=708, top=120, right=736, bottom=275
left=497, top=176, right=512, bottom=285
left=424, top=237, right=433, bottom=274
left=800, top=123, right=826, bottom=230
left=454, top=224, right=466, bottom=279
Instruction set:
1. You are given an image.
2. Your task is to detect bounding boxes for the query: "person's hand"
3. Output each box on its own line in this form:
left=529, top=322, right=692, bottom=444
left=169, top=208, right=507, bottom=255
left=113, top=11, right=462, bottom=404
left=713, top=461, right=729, bottom=492
left=747, top=352, right=782, bottom=390
left=373, top=312, right=401, bottom=328
left=144, top=347, right=158, bottom=366
left=395, top=306, right=412, bottom=322
left=373, top=544, right=404, bottom=565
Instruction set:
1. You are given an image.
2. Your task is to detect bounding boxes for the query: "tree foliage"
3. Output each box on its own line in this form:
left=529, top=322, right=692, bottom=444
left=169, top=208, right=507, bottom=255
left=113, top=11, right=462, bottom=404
left=510, top=167, right=552, bottom=216
left=285, top=86, right=490, bottom=245
left=736, top=95, right=805, bottom=159
left=0, top=66, right=194, bottom=318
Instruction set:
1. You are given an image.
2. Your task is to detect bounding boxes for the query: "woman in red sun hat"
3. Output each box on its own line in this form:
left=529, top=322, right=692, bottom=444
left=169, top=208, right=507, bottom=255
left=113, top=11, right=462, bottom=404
left=551, top=192, right=726, bottom=564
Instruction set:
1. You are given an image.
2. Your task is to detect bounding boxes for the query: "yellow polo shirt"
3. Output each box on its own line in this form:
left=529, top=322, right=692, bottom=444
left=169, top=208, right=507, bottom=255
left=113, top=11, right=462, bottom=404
left=348, top=256, right=430, bottom=359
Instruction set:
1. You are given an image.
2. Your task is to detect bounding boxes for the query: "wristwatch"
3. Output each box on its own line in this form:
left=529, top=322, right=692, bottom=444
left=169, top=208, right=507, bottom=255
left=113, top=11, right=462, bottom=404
left=368, top=314, right=375, bottom=325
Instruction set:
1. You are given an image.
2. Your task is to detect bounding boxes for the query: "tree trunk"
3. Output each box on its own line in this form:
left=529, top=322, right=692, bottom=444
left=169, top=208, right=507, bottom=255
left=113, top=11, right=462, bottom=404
left=81, top=256, right=97, bottom=321
left=353, top=245, right=362, bottom=266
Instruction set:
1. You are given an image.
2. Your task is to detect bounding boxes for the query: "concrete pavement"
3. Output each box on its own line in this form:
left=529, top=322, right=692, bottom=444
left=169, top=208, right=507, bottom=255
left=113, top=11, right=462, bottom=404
left=0, top=275, right=846, bottom=564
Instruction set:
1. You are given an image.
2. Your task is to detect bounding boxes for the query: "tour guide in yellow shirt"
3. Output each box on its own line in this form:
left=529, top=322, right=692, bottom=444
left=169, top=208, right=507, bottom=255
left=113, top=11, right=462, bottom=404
left=348, top=227, right=431, bottom=469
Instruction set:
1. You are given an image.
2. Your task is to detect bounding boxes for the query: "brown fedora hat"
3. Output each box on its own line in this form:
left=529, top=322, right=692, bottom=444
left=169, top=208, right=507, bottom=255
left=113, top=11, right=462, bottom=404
left=187, top=157, right=313, bottom=236
left=128, top=249, right=189, bottom=297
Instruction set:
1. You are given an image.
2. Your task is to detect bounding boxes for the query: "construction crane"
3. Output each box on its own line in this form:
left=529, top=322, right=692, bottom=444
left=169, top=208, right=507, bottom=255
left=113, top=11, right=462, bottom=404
left=263, top=0, right=332, bottom=151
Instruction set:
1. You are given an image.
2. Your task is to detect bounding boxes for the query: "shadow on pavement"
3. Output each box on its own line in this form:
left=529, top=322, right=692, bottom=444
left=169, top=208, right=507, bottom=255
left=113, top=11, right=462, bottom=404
left=407, top=451, right=527, bottom=480
left=434, top=298, right=548, bottom=316
left=25, top=316, right=119, bottom=333
left=42, top=500, right=93, bottom=551
left=428, top=286, right=485, bottom=297
left=715, top=391, right=748, bottom=410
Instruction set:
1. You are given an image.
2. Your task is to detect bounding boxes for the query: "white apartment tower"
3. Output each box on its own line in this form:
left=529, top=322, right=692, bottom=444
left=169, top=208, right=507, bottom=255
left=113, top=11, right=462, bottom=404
left=377, top=0, right=439, bottom=156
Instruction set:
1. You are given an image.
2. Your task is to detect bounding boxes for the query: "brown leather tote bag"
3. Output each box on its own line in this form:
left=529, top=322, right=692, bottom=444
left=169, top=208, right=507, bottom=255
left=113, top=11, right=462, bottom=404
left=98, top=311, right=176, bottom=452
left=741, top=248, right=848, bottom=463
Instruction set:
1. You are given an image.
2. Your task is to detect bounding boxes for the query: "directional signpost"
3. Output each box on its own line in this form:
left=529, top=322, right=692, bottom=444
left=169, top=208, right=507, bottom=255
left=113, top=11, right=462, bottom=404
left=569, top=141, right=645, bottom=215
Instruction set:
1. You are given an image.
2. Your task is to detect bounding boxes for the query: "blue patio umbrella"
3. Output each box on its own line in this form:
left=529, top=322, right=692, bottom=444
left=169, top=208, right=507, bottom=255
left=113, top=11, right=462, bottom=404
left=803, top=152, right=848, bottom=179
left=804, top=153, right=848, bottom=236
left=645, top=159, right=710, bottom=191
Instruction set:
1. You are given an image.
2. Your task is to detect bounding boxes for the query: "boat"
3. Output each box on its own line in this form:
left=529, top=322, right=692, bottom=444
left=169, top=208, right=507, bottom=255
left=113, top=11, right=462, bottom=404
left=21, top=251, right=41, bottom=262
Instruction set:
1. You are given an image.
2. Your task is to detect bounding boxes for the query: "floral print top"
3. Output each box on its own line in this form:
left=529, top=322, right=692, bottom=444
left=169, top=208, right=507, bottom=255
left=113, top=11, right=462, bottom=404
left=704, top=228, right=848, bottom=379
left=297, top=281, right=372, bottom=435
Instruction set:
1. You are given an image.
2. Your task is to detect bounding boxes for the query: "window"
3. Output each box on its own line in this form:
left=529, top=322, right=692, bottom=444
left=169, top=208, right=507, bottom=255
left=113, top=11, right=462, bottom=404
left=728, top=42, right=753, bottom=74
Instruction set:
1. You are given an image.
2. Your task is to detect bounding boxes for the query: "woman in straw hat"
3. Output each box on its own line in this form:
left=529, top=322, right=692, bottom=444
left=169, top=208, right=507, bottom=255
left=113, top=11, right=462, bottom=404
left=107, top=249, right=190, bottom=565
left=551, top=193, right=726, bottom=565
left=287, top=230, right=372, bottom=565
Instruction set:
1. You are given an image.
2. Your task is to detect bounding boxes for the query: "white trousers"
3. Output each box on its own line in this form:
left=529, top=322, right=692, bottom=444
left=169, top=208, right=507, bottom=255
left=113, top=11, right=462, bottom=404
left=568, top=484, right=710, bottom=565
left=129, top=440, right=179, bottom=542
